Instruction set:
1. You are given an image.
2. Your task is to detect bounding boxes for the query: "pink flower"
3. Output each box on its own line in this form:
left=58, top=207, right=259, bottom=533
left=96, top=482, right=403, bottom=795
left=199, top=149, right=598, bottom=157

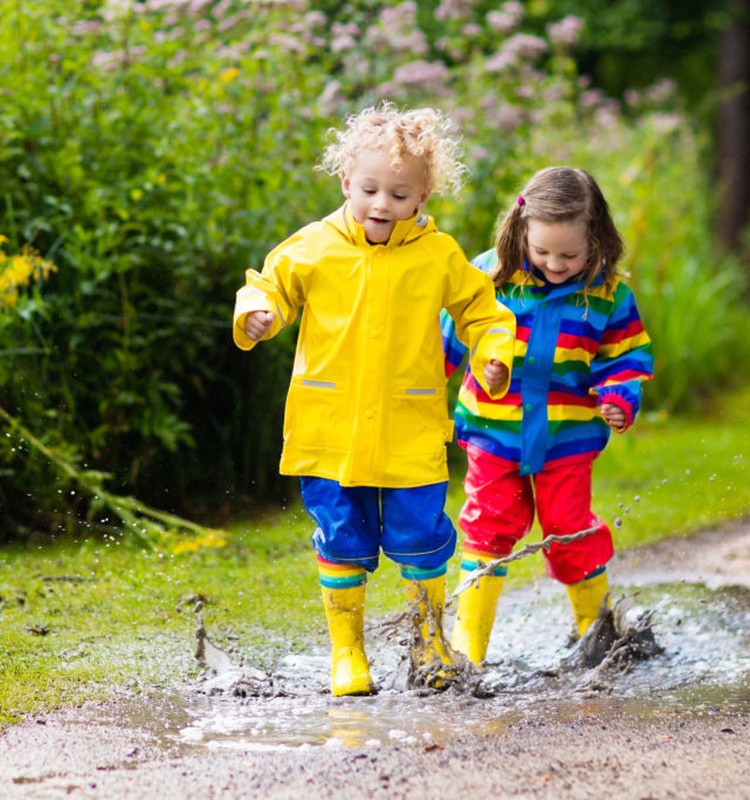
left=435, top=0, right=476, bottom=22
left=70, top=20, right=103, bottom=36
left=485, top=50, right=515, bottom=73
left=331, top=34, right=357, bottom=54
left=486, top=2, right=523, bottom=33
left=211, top=0, right=233, bottom=18
left=393, top=60, right=448, bottom=88
left=91, top=50, right=122, bottom=69
left=624, top=89, right=641, bottom=108
left=594, top=106, right=621, bottom=129
left=543, top=86, right=566, bottom=102
left=492, top=104, right=524, bottom=131
left=379, top=60, right=449, bottom=97
left=332, top=22, right=360, bottom=37
left=218, top=14, right=245, bottom=33
left=304, top=11, right=327, bottom=28
left=648, top=112, right=683, bottom=133
left=381, top=2, right=417, bottom=27
left=483, top=34, right=547, bottom=73
left=503, top=33, right=548, bottom=60
left=461, top=23, right=482, bottom=37
left=578, top=89, right=604, bottom=108
left=318, top=81, right=344, bottom=115
left=269, top=34, right=306, bottom=54
left=646, top=79, right=677, bottom=104
left=547, top=16, right=584, bottom=48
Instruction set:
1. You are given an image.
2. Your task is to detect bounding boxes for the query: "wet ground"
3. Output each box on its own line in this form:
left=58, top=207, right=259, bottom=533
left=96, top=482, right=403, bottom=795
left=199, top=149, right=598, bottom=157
left=2, top=521, right=750, bottom=799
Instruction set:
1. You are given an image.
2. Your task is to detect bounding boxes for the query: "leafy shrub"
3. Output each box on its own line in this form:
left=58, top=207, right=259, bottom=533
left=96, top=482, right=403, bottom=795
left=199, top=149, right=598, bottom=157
left=0, top=0, right=745, bottom=534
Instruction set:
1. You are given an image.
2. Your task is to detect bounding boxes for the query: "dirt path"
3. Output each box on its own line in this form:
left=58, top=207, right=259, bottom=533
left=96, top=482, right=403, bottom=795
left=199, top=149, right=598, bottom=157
left=2, top=521, right=750, bottom=800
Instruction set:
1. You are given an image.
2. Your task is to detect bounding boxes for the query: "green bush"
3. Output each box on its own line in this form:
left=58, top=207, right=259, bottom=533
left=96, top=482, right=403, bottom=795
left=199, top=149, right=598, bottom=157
left=0, top=0, right=746, bottom=535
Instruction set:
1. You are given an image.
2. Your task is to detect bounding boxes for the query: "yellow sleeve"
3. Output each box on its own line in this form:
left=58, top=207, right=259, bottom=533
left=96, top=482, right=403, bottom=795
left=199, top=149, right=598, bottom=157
left=233, top=270, right=285, bottom=351
left=232, top=237, right=308, bottom=351
left=444, top=250, right=516, bottom=399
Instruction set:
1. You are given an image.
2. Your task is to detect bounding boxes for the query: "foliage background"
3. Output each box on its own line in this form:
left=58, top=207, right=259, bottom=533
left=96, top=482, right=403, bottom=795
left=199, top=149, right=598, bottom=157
left=0, top=0, right=748, bottom=539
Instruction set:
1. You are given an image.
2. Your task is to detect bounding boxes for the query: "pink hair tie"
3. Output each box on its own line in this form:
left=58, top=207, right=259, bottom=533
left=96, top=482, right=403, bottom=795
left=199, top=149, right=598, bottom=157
left=517, top=196, right=525, bottom=206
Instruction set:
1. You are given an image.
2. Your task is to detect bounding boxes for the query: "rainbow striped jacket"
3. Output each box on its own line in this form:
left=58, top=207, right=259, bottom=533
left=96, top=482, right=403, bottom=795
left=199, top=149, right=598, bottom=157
left=442, top=249, right=654, bottom=475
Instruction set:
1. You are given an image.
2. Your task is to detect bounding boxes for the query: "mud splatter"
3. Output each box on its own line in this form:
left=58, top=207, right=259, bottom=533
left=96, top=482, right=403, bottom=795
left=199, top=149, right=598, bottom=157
left=192, top=590, right=664, bottom=707
left=195, top=617, right=285, bottom=698
left=180, top=524, right=750, bottom=752
left=563, top=594, right=663, bottom=671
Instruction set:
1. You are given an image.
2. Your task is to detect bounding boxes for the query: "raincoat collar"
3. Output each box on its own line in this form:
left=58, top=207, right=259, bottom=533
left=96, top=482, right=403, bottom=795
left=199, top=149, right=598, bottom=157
left=327, top=203, right=436, bottom=247
left=523, top=258, right=605, bottom=299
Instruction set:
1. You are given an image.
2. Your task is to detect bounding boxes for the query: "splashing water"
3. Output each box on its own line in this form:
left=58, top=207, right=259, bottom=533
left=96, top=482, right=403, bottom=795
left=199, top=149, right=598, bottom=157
left=175, top=552, right=750, bottom=752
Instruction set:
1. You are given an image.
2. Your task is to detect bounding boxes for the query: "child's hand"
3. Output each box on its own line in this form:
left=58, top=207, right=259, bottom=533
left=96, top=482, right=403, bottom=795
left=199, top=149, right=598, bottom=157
left=600, top=402, right=626, bottom=430
left=244, top=310, right=275, bottom=341
left=483, top=359, right=508, bottom=392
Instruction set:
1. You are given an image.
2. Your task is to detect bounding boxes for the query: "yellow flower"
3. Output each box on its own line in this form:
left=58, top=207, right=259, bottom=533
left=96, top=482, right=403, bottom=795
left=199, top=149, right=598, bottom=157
left=220, top=67, right=240, bottom=84
left=0, top=238, right=56, bottom=311
left=168, top=528, right=230, bottom=555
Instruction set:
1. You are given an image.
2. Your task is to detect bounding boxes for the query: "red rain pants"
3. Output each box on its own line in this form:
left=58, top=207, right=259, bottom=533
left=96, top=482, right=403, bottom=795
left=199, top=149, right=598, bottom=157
left=459, top=445, right=613, bottom=585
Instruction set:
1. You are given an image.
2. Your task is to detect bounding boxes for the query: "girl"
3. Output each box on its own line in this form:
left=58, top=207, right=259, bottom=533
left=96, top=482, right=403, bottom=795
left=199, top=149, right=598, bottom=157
left=442, top=166, right=653, bottom=665
left=234, top=103, right=516, bottom=694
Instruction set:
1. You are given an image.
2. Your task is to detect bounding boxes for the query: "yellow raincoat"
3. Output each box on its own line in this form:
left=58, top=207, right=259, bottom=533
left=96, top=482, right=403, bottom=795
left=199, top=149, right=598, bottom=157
left=233, top=204, right=515, bottom=488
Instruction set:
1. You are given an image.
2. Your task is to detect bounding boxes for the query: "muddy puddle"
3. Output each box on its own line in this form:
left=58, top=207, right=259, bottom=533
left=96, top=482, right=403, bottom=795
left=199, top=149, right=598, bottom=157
left=165, top=543, right=750, bottom=754
left=40, top=527, right=746, bottom=761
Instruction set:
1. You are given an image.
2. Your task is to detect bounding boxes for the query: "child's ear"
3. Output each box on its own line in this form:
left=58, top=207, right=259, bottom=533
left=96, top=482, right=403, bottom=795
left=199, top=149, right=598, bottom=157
left=417, top=188, right=431, bottom=210
left=341, top=171, right=351, bottom=199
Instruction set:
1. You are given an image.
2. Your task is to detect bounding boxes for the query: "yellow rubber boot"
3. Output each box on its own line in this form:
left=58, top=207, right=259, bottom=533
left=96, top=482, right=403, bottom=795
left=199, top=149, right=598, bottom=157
left=321, top=584, right=376, bottom=697
left=402, top=573, right=458, bottom=689
left=451, top=572, right=504, bottom=666
left=565, top=570, right=610, bottom=638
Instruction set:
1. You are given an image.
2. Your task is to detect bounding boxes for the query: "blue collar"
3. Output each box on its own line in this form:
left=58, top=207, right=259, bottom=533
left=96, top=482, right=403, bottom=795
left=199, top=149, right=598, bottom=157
left=523, top=259, right=603, bottom=298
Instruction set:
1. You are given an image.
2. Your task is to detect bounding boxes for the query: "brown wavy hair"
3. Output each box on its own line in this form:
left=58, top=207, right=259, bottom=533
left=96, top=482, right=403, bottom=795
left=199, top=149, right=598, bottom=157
left=493, top=166, right=624, bottom=293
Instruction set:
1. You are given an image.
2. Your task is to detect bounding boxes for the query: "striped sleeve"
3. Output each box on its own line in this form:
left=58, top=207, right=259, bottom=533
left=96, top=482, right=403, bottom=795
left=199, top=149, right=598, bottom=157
left=441, top=307, right=467, bottom=379
left=590, top=284, right=654, bottom=427
left=441, top=248, right=498, bottom=380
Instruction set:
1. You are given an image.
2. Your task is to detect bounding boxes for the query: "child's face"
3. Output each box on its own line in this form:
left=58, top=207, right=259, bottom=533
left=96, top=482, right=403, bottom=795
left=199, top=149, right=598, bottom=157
left=341, top=149, right=430, bottom=244
left=526, top=218, right=590, bottom=284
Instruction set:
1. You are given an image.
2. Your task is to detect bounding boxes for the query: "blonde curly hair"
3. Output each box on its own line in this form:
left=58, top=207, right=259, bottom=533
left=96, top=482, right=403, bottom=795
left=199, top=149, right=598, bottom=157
left=318, top=102, right=468, bottom=196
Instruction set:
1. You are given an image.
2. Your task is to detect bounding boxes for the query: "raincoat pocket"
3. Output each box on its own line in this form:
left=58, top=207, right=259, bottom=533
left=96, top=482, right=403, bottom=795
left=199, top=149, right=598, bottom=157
left=284, top=377, right=351, bottom=455
left=388, top=385, right=453, bottom=458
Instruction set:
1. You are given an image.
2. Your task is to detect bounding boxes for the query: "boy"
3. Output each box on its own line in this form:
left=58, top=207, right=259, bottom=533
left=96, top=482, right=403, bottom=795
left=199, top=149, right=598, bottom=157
left=233, top=103, right=515, bottom=695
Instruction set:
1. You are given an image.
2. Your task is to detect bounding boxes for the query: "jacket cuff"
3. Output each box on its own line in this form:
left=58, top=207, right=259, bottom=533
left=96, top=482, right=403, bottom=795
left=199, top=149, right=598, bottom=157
left=233, top=285, right=280, bottom=350
left=470, top=331, right=514, bottom=399
left=599, top=391, right=634, bottom=432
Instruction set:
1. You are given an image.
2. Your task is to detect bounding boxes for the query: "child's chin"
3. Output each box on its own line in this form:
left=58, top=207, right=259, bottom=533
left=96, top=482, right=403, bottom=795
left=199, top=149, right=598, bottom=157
left=366, top=228, right=392, bottom=243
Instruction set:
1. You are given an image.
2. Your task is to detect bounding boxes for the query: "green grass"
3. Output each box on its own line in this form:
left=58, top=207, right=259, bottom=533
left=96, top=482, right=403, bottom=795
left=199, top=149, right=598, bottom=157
left=1, top=387, right=748, bottom=727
